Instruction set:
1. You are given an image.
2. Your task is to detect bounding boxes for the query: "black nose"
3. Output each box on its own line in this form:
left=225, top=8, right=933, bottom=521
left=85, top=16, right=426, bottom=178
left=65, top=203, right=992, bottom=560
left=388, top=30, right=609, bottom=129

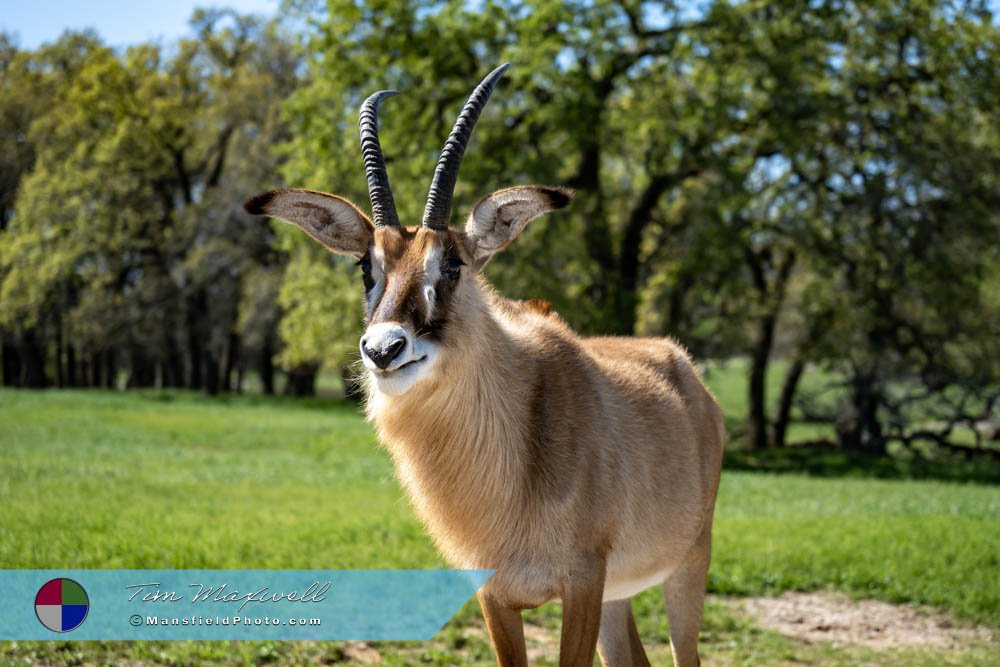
left=362, top=336, right=406, bottom=370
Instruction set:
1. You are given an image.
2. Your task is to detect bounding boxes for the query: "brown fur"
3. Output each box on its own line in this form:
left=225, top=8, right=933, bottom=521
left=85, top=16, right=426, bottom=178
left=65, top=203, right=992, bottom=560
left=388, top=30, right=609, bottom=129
left=520, top=298, right=554, bottom=316
left=246, top=189, right=724, bottom=667
left=366, top=228, right=724, bottom=667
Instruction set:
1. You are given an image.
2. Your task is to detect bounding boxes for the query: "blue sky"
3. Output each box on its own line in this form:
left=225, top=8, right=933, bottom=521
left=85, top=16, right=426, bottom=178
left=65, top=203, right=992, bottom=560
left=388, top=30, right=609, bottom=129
left=1, top=0, right=280, bottom=49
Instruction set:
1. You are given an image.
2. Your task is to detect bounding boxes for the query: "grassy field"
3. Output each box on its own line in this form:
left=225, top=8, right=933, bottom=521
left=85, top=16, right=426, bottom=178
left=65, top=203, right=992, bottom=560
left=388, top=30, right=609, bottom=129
left=0, top=385, right=997, bottom=665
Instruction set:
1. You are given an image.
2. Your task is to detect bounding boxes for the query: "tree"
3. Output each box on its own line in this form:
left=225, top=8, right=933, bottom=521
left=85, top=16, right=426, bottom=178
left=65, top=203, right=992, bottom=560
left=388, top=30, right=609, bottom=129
left=764, top=1, right=1000, bottom=454
left=2, top=0, right=996, bottom=451
left=276, top=0, right=768, bottom=371
left=0, top=13, right=301, bottom=392
left=279, top=0, right=999, bottom=448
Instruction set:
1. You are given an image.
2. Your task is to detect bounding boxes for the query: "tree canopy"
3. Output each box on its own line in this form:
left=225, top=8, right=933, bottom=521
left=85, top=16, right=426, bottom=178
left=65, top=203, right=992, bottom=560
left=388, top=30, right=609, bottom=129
left=2, top=0, right=998, bottom=455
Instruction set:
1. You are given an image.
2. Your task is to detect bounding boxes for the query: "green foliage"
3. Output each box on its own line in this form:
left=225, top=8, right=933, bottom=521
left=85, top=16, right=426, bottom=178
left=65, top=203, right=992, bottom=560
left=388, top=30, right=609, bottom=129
left=275, top=248, right=364, bottom=370
left=273, top=0, right=999, bottom=448
left=1, top=1, right=997, bottom=445
left=0, top=14, right=301, bottom=390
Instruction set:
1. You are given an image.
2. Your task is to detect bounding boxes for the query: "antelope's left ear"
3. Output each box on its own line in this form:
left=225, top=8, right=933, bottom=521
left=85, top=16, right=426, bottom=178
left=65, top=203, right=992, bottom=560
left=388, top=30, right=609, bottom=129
left=463, top=185, right=573, bottom=269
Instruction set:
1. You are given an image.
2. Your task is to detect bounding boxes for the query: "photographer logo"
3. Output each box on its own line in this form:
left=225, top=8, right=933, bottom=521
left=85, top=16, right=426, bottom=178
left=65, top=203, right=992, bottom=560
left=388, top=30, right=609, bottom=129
left=35, top=578, right=89, bottom=632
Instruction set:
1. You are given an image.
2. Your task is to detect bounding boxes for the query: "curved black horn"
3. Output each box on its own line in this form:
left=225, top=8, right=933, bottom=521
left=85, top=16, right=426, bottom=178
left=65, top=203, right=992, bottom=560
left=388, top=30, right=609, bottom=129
left=359, top=90, right=400, bottom=227
left=421, top=63, right=510, bottom=230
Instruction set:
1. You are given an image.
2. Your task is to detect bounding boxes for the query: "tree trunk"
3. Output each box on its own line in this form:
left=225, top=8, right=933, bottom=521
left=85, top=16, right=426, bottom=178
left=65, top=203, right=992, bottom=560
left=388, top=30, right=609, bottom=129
left=838, top=374, right=886, bottom=454
left=163, top=336, right=184, bottom=388
left=236, top=358, right=246, bottom=394
left=259, top=336, right=275, bottom=396
left=185, top=292, right=206, bottom=390
left=772, top=357, right=805, bottom=448
left=221, top=331, right=239, bottom=393
left=19, top=329, right=48, bottom=388
left=746, top=311, right=778, bottom=450
left=772, top=306, right=833, bottom=448
left=615, top=174, right=678, bottom=335
left=66, top=344, right=77, bottom=387
left=577, top=190, right=618, bottom=332
left=283, top=364, right=317, bottom=397
left=102, top=350, right=116, bottom=389
left=55, top=318, right=65, bottom=388
left=2, top=337, right=20, bottom=387
left=126, top=348, right=157, bottom=388
left=77, top=356, right=88, bottom=388
left=84, top=352, right=96, bottom=387
left=204, top=351, right=221, bottom=396
left=743, top=249, right=796, bottom=450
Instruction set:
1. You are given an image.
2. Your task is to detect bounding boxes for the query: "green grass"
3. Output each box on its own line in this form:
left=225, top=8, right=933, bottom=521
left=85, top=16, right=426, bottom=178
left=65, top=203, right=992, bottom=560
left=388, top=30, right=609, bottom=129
left=0, top=390, right=437, bottom=570
left=711, top=473, right=998, bottom=621
left=1, top=387, right=997, bottom=664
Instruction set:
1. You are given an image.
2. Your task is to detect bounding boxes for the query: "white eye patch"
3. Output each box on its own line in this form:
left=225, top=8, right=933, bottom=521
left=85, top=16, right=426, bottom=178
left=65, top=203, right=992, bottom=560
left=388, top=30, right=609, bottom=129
left=423, top=285, right=436, bottom=314
left=421, top=245, right=443, bottom=318
left=367, top=245, right=386, bottom=313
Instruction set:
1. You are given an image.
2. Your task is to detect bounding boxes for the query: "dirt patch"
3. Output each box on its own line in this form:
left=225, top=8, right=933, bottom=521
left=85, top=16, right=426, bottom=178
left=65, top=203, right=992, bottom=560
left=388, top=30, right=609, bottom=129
left=341, top=641, right=384, bottom=663
left=737, top=591, right=995, bottom=649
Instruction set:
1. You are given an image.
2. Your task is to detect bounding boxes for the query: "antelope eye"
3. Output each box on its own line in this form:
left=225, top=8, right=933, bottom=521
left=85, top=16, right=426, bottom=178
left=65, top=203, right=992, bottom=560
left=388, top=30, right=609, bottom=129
left=442, top=257, right=464, bottom=281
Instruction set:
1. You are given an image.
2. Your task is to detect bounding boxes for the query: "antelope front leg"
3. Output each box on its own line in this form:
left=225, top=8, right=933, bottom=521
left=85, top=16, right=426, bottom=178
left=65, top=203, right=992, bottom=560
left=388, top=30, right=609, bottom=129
left=559, top=558, right=607, bottom=667
left=477, top=590, right=528, bottom=667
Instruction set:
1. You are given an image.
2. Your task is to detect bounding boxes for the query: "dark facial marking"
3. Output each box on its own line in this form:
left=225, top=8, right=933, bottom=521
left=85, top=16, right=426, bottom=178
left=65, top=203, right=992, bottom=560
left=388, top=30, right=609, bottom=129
left=442, top=254, right=464, bottom=282
left=357, top=252, right=375, bottom=293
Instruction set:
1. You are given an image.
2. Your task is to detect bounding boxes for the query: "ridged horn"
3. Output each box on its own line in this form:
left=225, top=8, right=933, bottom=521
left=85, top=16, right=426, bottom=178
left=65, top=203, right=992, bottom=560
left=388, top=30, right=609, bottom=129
left=421, top=63, right=510, bottom=230
left=359, top=90, right=400, bottom=227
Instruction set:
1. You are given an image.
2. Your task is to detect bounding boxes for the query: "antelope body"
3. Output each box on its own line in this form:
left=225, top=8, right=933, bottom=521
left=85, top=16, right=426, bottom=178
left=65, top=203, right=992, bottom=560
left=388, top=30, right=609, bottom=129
left=247, top=64, right=724, bottom=667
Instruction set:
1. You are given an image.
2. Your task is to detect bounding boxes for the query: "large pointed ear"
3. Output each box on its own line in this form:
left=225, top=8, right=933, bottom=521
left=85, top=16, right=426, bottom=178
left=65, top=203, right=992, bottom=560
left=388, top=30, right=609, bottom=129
left=463, top=185, right=573, bottom=269
left=244, top=188, right=374, bottom=258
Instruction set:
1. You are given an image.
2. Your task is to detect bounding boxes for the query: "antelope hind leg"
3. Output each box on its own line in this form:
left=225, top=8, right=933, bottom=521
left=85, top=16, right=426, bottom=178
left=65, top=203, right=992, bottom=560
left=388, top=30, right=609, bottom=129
left=662, top=518, right=713, bottom=667
left=597, top=598, right=651, bottom=667
left=478, top=590, right=528, bottom=667
left=558, top=558, right=606, bottom=667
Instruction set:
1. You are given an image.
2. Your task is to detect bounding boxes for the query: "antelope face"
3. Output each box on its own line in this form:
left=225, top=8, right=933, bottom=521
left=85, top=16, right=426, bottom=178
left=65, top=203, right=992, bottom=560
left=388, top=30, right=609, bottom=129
left=244, top=64, right=571, bottom=397
left=357, top=226, right=464, bottom=395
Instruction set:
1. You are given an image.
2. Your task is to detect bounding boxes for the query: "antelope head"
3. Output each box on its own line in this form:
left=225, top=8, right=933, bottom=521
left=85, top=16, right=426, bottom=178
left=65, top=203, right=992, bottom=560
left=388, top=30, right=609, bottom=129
left=245, top=64, right=572, bottom=397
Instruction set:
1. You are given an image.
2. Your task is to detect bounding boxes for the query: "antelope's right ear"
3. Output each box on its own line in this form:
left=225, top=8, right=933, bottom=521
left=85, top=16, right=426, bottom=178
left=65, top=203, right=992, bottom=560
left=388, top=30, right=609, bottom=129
left=244, top=188, right=374, bottom=258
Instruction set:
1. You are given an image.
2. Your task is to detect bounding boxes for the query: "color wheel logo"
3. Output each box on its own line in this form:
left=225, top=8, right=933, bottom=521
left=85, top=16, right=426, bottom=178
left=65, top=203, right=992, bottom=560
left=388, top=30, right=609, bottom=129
left=35, top=578, right=89, bottom=633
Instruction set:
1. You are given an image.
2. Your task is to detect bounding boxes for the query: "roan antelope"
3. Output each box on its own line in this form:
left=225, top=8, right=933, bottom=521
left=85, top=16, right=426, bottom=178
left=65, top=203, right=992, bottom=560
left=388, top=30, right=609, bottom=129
left=245, top=64, right=724, bottom=667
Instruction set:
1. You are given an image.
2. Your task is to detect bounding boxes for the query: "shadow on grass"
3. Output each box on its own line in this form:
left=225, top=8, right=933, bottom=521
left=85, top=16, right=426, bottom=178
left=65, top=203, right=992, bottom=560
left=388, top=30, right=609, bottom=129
left=724, top=444, right=1000, bottom=485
